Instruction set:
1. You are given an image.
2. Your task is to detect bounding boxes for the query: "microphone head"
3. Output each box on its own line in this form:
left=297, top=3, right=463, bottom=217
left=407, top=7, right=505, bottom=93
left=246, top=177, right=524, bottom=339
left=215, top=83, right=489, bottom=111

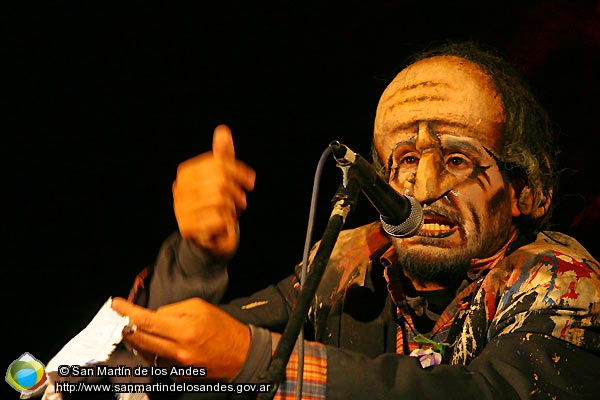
left=380, top=196, right=423, bottom=238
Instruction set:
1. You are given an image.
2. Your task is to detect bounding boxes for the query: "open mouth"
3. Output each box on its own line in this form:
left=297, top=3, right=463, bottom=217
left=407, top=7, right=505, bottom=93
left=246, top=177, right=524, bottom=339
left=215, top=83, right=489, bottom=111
left=418, top=211, right=458, bottom=238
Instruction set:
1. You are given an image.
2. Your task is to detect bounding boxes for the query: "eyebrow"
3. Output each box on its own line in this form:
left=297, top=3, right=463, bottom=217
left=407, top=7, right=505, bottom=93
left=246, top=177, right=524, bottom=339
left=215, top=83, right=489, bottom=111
left=442, top=137, right=489, bottom=156
left=390, top=135, right=487, bottom=155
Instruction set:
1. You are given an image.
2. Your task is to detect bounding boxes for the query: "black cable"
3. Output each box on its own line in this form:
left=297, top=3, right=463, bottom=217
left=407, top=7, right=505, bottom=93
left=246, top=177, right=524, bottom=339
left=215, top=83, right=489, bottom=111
left=296, top=145, right=332, bottom=399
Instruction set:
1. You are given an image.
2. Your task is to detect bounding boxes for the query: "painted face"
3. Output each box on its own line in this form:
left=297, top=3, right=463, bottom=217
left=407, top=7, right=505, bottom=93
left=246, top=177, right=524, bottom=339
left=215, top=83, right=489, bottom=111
left=373, top=56, right=520, bottom=287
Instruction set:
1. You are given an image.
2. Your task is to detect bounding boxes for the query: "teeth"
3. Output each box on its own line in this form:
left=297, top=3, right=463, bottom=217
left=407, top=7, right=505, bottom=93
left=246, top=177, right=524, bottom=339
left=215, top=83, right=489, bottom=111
left=422, top=223, right=451, bottom=231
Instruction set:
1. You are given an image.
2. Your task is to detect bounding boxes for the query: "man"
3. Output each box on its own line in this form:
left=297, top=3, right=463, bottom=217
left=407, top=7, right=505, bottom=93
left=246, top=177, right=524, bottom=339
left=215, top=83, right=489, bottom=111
left=111, top=42, right=600, bottom=398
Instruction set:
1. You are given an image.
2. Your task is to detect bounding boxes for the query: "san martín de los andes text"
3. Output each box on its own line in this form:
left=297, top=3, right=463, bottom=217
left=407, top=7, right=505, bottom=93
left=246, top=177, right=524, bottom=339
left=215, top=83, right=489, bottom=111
left=59, top=364, right=207, bottom=378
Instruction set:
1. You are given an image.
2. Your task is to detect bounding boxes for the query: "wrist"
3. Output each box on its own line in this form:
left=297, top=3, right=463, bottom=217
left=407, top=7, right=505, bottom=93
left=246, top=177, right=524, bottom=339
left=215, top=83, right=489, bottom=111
left=230, top=325, right=272, bottom=384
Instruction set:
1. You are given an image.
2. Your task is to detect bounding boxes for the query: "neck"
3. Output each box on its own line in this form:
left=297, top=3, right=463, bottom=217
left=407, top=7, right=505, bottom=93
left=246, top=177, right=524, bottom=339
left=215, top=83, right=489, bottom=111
left=408, top=279, right=446, bottom=291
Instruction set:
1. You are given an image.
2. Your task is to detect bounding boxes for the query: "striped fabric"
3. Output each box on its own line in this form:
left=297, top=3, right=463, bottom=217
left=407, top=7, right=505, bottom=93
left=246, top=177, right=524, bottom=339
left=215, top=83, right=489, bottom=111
left=271, top=332, right=328, bottom=400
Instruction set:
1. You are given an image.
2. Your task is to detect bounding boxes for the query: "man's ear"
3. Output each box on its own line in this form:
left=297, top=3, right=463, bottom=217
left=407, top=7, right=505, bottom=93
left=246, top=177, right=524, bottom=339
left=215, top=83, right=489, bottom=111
left=509, top=184, right=521, bottom=217
left=517, top=186, right=552, bottom=219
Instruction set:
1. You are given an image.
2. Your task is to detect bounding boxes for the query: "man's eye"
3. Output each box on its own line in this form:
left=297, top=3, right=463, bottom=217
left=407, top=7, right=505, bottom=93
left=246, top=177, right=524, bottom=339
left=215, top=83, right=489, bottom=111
left=448, top=157, right=464, bottom=165
left=446, top=155, right=472, bottom=170
left=400, top=155, right=419, bottom=166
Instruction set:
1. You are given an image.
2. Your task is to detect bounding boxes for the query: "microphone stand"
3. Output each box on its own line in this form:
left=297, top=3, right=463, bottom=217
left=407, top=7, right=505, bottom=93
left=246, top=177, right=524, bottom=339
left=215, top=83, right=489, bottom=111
left=257, top=170, right=361, bottom=400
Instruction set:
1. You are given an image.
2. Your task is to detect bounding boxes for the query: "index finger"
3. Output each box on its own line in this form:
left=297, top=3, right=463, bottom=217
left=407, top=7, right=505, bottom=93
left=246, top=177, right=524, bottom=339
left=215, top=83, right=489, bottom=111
left=111, top=297, right=171, bottom=337
left=212, top=124, right=235, bottom=161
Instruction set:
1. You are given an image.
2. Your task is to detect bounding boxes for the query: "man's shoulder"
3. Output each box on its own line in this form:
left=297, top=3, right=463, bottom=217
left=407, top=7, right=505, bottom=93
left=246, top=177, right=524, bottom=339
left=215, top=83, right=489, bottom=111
left=303, top=221, right=390, bottom=269
left=303, top=221, right=391, bottom=295
left=500, top=230, right=599, bottom=291
left=534, top=231, right=596, bottom=259
left=510, top=231, right=598, bottom=266
left=335, top=221, right=389, bottom=249
left=489, top=232, right=600, bottom=352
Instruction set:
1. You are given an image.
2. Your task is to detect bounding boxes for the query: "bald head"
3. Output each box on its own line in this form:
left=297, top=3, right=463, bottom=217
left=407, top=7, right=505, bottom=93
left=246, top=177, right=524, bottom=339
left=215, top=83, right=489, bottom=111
left=374, top=56, right=505, bottom=164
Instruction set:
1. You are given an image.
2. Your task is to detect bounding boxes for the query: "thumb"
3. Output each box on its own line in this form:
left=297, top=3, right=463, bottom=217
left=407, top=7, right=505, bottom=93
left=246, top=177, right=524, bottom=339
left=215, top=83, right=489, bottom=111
left=212, top=124, right=235, bottom=161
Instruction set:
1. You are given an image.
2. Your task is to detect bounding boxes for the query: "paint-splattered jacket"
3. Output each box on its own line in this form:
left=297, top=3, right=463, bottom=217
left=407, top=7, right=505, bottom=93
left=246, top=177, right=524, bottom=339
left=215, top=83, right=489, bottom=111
left=140, top=222, right=600, bottom=399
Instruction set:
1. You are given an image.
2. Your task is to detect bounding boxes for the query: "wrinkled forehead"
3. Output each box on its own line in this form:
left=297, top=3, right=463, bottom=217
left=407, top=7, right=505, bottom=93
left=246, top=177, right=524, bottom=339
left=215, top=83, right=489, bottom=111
left=374, top=56, right=505, bottom=160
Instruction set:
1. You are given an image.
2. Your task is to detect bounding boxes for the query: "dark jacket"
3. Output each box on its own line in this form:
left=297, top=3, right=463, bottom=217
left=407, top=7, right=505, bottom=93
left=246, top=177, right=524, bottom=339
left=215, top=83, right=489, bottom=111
left=139, top=222, right=600, bottom=399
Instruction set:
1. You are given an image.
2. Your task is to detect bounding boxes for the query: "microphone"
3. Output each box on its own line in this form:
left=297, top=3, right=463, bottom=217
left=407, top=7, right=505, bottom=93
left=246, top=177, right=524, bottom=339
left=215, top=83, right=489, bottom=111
left=329, top=141, right=423, bottom=238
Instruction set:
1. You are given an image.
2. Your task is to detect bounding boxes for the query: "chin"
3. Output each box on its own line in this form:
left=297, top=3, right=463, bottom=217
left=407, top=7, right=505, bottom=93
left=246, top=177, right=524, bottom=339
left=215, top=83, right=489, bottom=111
left=393, top=236, right=475, bottom=269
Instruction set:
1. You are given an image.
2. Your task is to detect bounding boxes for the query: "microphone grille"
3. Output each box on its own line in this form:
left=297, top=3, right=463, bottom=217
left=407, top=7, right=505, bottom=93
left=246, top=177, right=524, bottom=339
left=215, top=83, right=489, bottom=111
left=380, top=196, right=423, bottom=238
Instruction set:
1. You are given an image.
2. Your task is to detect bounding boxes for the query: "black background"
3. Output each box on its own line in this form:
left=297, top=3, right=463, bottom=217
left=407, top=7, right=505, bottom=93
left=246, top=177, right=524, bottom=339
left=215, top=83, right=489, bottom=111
left=6, top=0, right=599, bottom=384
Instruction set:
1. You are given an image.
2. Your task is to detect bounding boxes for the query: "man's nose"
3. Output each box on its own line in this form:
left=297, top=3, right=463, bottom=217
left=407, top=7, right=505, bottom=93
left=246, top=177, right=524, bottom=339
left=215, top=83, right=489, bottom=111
left=412, top=150, right=459, bottom=204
